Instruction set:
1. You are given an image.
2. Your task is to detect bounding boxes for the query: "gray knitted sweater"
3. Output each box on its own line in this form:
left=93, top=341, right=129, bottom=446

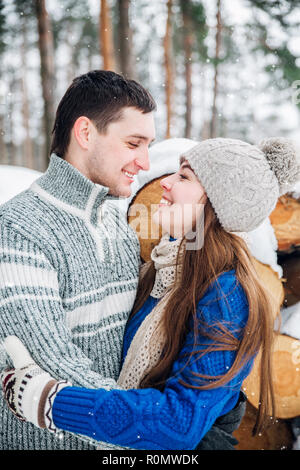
left=0, top=154, right=140, bottom=450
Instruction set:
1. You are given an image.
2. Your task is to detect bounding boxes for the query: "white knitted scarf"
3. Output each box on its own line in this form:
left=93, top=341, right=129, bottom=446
left=117, top=233, right=184, bottom=390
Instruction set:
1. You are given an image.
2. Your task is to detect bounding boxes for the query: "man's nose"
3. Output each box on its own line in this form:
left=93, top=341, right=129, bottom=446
left=135, top=150, right=150, bottom=172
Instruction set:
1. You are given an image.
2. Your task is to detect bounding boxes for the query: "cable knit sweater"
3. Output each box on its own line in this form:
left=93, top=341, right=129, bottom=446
left=0, top=154, right=140, bottom=450
left=52, top=270, right=254, bottom=450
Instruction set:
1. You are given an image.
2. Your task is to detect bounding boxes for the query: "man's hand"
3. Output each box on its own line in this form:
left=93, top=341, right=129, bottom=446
left=1, top=336, right=70, bottom=431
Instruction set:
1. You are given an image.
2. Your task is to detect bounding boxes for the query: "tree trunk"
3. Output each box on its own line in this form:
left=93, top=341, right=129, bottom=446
left=35, top=0, right=55, bottom=170
left=180, top=0, right=193, bottom=139
left=269, top=194, right=300, bottom=253
left=163, top=0, right=174, bottom=139
left=117, top=0, right=135, bottom=79
left=0, top=114, right=7, bottom=164
left=6, top=71, right=17, bottom=165
left=210, top=0, right=222, bottom=138
left=21, top=22, right=34, bottom=169
left=100, top=0, right=116, bottom=71
left=66, top=22, right=76, bottom=85
left=198, top=64, right=210, bottom=140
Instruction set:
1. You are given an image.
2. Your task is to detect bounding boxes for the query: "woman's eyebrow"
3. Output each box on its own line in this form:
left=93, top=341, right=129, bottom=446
left=180, top=163, right=193, bottom=172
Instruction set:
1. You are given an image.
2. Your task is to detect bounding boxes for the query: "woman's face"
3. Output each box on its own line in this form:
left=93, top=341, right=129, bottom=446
left=152, top=160, right=207, bottom=238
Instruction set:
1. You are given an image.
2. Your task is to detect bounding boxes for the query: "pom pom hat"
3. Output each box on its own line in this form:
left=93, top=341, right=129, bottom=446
left=181, top=137, right=300, bottom=233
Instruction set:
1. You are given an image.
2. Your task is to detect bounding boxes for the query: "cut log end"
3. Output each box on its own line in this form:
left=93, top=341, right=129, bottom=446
left=270, top=195, right=300, bottom=254
left=233, top=401, right=294, bottom=450
left=243, top=334, right=300, bottom=419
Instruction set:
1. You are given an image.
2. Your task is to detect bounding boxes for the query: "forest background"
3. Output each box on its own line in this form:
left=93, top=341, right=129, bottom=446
left=0, top=0, right=300, bottom=172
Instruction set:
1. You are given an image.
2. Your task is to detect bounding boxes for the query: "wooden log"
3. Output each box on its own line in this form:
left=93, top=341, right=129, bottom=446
left=269, top=195, right=300, bottom=254
left=128, top=176, right=166, bottom=262
left=281, top=255, right=300, bottom=307
left=243, top=334, right=300, bottom=419
left=240, top=259, right=300, bottom=421
left=252, top=258, right=284, bottom=316
left=233, top=401, right=294, bottom=450
left=243, top=254, right=300, bottom=421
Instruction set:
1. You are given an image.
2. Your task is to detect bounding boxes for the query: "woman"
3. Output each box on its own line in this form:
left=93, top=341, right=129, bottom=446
left=2, top=137, right=300, bottom=450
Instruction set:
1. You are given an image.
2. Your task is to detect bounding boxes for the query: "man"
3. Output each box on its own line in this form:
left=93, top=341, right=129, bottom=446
left=0, top=70, right=156, bottom=449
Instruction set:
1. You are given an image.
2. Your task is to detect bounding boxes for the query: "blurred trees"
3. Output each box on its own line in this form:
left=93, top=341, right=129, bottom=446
left=163, top=0, right=174, bottom=139
left=117, top=0, right=135, bottom=79
left=177, top=0, right=207, bottom=138
left=0, top=0, right=299, bottom=170
left=35, top=0, right=55, bottom=168
left=179, top=0, right=194, bottom=138
left=0, top=0, right=6, bottom=55
left=211, top=0, right=222, bottom=138
left=100, top=0, right=116, bottom=71
left=247, top=0, right=300, bottom=95
left=0, top=0, right=7, bottom=163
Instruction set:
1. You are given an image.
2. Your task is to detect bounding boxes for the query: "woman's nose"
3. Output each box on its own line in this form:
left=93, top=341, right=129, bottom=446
left=160, top=177, right=172, bottom=191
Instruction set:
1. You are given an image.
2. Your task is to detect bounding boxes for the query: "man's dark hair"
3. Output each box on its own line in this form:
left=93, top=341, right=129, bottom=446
left=50, top=70, right=156, bottom=158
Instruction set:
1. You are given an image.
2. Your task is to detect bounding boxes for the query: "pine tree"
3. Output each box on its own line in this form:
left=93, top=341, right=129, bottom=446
left=178, top=0, right=208, bottom=138
left=163, top=0, right=174, bottom=139
left=0, top=0, right=7, bottom=164
left=100, top=0, right=116, bottom=70
left=179, top=0, right=194, bottom=139
left=52, top=1, right=98, bottom=81
left=0, top=0, right=6, bottom=55
left=35, top=0, right=55, bottom=168
left=246, top=0, right=300, bottom=109
left=117, top=0, right=136, bottom=79
left=210, top=0, right=222, bottom=138
left=20, top=23, right=34, bottom=169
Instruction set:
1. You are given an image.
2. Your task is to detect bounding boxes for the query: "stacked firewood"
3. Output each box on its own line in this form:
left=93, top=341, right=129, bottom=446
left=269, top=194, right=300, bottom=254
left=237, top=191, right=300, bottom=449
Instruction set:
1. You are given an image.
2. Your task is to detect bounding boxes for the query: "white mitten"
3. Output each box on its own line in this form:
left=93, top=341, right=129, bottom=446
left=1, top=336, right=70, bottom=431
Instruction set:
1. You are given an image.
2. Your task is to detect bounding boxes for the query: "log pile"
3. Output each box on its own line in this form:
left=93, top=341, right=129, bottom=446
left=280, top=255, right=300, bottom=307
left=233, top=401, right=294, bottom=450
left=269, top=194, right=300, bottom=254
left=243, top=333, right=300, bottom=419
left=237, top=192, right=300, bottom=448
left=128, top=176, right=165, bottom=262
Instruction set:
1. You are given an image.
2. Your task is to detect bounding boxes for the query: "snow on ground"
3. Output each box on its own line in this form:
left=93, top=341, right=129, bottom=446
left=291, top=181, right=300, bottom=200
left=0, top=165, right=42, bottom=205
left=279, top=302, right=300, bottom=341
left=246, top=218, right=282, bottom=278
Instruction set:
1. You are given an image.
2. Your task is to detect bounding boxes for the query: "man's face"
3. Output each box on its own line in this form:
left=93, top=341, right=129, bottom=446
left=87, top=107, right=155, bottom=197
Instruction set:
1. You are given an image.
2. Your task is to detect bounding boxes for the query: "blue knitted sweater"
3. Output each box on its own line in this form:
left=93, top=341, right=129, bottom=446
left=52, top=270, right=254, bottom=450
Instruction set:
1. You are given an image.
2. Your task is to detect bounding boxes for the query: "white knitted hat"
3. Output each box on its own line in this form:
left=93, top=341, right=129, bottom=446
left=181, top=137, right=300, bottom=232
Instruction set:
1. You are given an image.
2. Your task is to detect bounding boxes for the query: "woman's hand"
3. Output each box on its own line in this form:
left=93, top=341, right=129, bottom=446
left=1, top=336, right=71, bottom=432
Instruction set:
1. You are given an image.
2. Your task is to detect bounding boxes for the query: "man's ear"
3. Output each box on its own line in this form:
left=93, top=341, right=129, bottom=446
left=72, top=116, right=94, bottom=150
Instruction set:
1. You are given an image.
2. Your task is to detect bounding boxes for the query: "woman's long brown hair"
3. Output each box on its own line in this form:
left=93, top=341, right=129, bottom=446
left=130, top=199, right=277, bottom=435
